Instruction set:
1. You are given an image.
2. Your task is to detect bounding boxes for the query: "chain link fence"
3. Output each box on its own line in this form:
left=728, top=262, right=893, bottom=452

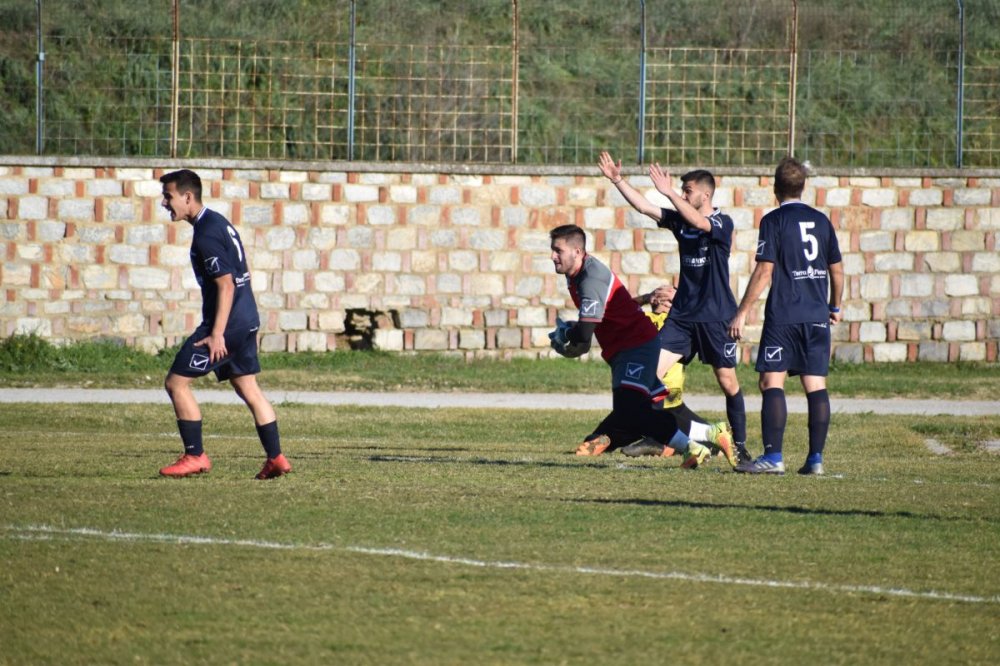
left=1, top=0, right=997, bottom=167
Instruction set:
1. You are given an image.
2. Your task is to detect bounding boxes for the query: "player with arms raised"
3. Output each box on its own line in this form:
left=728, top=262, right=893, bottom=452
left=729, top=157, right=844, bottom=475
left=599, top=152, right=746, bottom=466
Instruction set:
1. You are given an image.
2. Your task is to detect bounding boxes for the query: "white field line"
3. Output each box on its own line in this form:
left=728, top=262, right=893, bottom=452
left=4, top=524, right=997, bottom=606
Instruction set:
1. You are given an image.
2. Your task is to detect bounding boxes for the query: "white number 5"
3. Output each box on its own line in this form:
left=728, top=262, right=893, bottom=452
left=799, top=221, right=818, bottom=261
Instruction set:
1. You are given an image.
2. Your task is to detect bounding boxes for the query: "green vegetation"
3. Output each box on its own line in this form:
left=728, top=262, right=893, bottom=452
left=1, top=402, right=998, bottom=664
left=0, top=0, right=997, bottom=165
left=1, top=333, right=998, bottom=400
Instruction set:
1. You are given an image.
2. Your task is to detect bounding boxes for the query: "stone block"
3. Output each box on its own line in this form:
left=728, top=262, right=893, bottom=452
left=961, top=297, right=991, bottom=316
left=295, top=331, right=328, bottom=352
left=489, top=252, right=520, bottom=272
left=861, top=189, right=896, bottom=207
left=859, top=322, right=887, bottom=342
left=373, top=328, right=404, bottom=351
left=873, top=253, right=913, bottom=271
left=459, top=329, right=486, bottom=350
left=949, top=231, right=984, bottom=251
left=484, top=309, right=509, bottom=327
left=302, top=183, right=332, bottom=201
left=19, top=196, right=48, bottom=219
left=428, top=187, right=461, bottom=204
left=372, top=252, right=402, bottom=272
left=496, top=328, right=522, bottom=348
left=469, top=229, right=506, bottom=251
left=414, top=329, right=448, bottom=350
left=0, top=178, right=29, bottom=195
left=899, top=274, right=933, bottom=297
left=824, top=188, right=851, bottom=206
left=314, top=272, right=346, bottom=293
left=346, top=227, right=374, bottom=247
left=410, top=205, right=442, bottom=226
left=502, top=206, right=528, bottom=227
left=945, top=274, right=979, bottom=297
left=975, top=208, right=1000, bottom=229
left=449, top=250, right=478, bottom=272
left=621, top=252, right=651, bottom=275
left=942, top=320, right=975, bottom=341
left=872, top=343, right=907, bottom=362
left=833, top=343, right=863, bottom=363
left=366, top=205, right=396, bottom=226
left=918, top=341, right=949, bottom=361
left=849, top=177, right=881, bottom=187
left=39, top=180, right=74, bottom=196
left=108, top=245, right=148, bottom=265
left=972, top=252, right=1000, bottom=272
left=87, top=179, right=123, bottom=197
left=604, top=229, right=633, bottom=250
left=344, top=184, right=379, bottom=202
left=567, top=187, right=597, bottom=207
left=395, top=274, right=425, bottom=295
left=517, top=306, right=548, bottom=327
left=292, top=250, right=320, bottom=270
left=925, top=208, right=963, bottom=230
left=959, top=342, right=986, bottom=361
left=879, top=208, right=915, bottom=230
left=954, top=188, right=991, bottom=206
left=329, top=249, right=361, bottom=270
left=859, top=231, right=893, bottom=252
left=896, top=321, right=931, bottom=341
left=129, top=267, right=170, bottom=289
left=243, top=204, right=274, bottom=226
left=452, top=207, right=482, bottom=226
left=583, top=207, right=615, bottom=229
left=903, top=231, right=938, bottom=252
left=320, top=204, right=351, bottom=226
left=283, top=202, right=310, bottom=226
left=279, top=311, right=308, bottom=331
left=469, top=274, right=504, bottom=295
left=436, top=274, right=462, bottom=293
left=923, top=252, right=960, bottom=273
left=520, top=185, right=556, bottom=207
left=36, top=221, right=67, bottom=242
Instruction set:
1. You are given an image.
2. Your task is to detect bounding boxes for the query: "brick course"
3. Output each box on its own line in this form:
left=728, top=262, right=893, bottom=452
left=1, top=158, right=997, bottom=361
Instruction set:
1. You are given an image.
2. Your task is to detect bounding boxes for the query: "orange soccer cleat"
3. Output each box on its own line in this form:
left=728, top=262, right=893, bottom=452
left=256, top=453, right=292, bottom=480
left=160, top=453, right=212, bottom=478
left=575, top=434, right=612, bottom=456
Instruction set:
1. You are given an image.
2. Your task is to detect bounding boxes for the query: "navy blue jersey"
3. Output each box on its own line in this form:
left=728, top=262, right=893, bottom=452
left=658, top=208, right=738, bottom=322
left=756, top=202, right=842, bottom=324
left=189, top=208, right=260, bottom=331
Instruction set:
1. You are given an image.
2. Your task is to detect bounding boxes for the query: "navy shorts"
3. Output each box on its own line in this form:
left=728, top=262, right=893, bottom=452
left=169, top=325, right=262, bottom=382
left=755, top=321, right=831, bottom=377
left=609, top=338, right=667, bottom=400
left=658, top=317, right=738, bottom=369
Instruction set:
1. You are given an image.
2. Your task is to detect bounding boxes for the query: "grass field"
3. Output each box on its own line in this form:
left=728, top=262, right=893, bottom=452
left=2, top=400, right=998, bottom=665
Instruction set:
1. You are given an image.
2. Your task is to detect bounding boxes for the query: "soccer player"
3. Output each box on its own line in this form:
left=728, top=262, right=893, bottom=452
left=158, top=169, right=291, bottom=480
left=728, top=157, right=844, bottom=475
left=548, top=224, right=732, bottom=470
left=599, top=151, right=750, bottom=463
left=615, top=294, right=733, bottom=459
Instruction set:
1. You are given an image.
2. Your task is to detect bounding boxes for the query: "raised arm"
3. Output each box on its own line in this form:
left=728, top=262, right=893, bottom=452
left=649, top=163, right=711, bottom=232
left=598, top=151, right=662, bottom=221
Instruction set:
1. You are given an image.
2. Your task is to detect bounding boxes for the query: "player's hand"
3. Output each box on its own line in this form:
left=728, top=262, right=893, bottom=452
left=548, top=318, right=587, bottom=357
left=649, top=163, right=674, bottom=196
left=650, top=284, right=676, bottom=312
left=829, top=310, right=843, bottom=326
left=598, top=151, right=622, bottom=183
left=727, top=313, right=746, bottom=341
left=195, top=332, right=228, bottom=363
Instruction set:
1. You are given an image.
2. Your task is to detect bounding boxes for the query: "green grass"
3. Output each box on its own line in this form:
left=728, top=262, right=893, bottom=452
left=0, top=334, right=998, bottom=399
left=1, top=403, right=998, bottom=664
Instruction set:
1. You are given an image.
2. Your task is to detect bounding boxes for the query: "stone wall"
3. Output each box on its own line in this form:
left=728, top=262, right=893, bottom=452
left=1, top=157, right=998, bottom=363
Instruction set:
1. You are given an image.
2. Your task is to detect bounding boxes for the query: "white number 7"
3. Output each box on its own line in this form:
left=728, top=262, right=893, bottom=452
left=799, top=221, right=818, bottom=261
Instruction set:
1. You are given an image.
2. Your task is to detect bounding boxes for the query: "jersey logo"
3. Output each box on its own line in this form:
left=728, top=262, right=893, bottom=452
left=711, top=217, right=722, bottom=228
left=580, top=299, right=599, bottom=317
left=764, top=346, right=783, bottom=362
left=756, top=240, right=766, bottom=256
left=724, top=342, right=737, bottom=358
left=204, top=256, right=221, bottom=274
left=189, top=353, right=210, bottom=371
left=625, top=362, right=645, bottom=380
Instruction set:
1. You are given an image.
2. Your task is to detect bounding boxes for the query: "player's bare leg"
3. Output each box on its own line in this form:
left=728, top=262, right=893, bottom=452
left=231, top=374, right=290, bottom=479
left=160, top=373, right=211, bottom=477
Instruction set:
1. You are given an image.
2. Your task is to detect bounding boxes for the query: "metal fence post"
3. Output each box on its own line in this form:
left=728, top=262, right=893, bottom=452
left=511, top=0, right=519, bottom=164
left=170, top=0, right=179, bottom=159
left=787, top=0, right=799, bottom=157
left=637, top=0, right=646, bottom=164
left=35, top=0, right=44, bottom=155
left=956, top=0, right=965, bottom=168
left=347, top=0, right=357, bottom=161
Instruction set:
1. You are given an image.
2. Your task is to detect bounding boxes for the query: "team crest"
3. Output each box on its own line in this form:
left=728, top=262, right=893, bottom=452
left=580, top=299, right=599, bottom=316
left=763, top=346, right=783, bottom=362
left=189, top=353, right=210, bottom=371
left=625, top=363, right=644, bottom=380
left=724, top=342, right=737, bottom=358
left=204, top=256, right=220, bottom=274
left=757, top=240, right=766, bottom=255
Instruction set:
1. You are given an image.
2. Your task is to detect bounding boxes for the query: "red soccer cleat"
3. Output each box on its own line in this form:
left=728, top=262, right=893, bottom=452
left=256, top=453, right=292, bottom=480
left=160, top=453, right=212, bottom=478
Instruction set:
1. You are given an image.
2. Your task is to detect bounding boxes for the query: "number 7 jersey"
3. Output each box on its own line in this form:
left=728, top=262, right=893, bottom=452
left=189, top=208, right=261, bottom=331
left=756, top=201, right=842, bottom=324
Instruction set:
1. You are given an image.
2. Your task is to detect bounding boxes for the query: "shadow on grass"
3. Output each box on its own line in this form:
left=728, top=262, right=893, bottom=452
left=367, top=453, right=653, bottom=470
left=570, top=497, right=984, bottom=522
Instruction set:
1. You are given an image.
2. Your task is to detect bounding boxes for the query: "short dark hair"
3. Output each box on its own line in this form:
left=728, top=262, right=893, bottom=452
left=681, top=169, right=716, bottom=195
left=160, top=169, right=203, bottom=202
left=774, top=157, right=807, bottom=200
left=549, top=224, right=587, bottom=249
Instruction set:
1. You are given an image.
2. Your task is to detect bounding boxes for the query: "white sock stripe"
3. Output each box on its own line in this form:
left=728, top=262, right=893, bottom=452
left=4, top=524, right=996, bottom=605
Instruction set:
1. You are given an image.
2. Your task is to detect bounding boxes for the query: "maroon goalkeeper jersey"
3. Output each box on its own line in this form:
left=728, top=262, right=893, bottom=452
left=566, top=254, right=658, bottom=362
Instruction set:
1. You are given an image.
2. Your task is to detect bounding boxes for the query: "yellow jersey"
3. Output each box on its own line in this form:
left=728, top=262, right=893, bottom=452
left=646, top=310, right=685, bottom=409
